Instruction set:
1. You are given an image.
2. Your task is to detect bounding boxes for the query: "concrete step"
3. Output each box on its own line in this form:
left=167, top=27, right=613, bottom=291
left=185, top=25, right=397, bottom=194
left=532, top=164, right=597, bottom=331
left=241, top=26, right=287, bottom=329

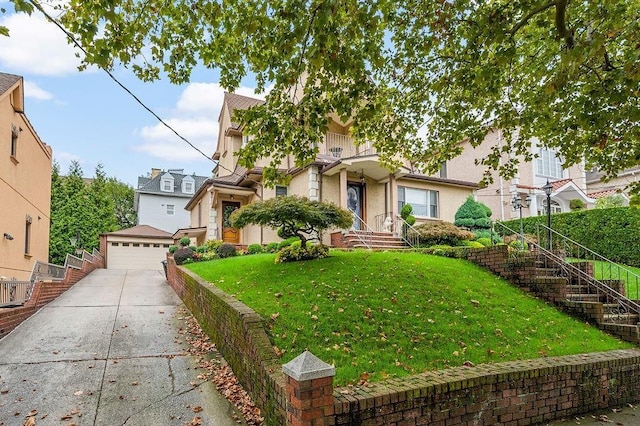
left=566, top=285, right=593, bottom=294
left=603, top=313, right=640, bottom=325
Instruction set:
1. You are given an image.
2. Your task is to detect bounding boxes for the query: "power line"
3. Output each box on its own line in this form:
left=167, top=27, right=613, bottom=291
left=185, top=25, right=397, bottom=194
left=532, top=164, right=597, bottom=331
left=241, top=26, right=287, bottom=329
left=27, top=0, right=258, bottom=187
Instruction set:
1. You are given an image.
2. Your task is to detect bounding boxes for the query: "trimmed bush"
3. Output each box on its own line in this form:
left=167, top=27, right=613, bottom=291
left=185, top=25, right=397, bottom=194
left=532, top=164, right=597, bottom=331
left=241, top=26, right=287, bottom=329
left=461, top=240, right=485, bottom=248
left=168, top=245, right=178, bottom=254
left=265, top=242, right=280, bottom=253
left=501, top=207, right=640, bottom=266
left=275, top=244, right=329, bottom=263
left=454, top=196, right=492, bottom=230
left=179, top=237, right=191, bottom=247
left=508, top=239, right=528, bottom=251
left=473, top=229, right=502, bottom=244
left=173, top=247, right=195, bottom=265
left=476, top=237, right=493, bottom=247
left=569, top=199, right=585, bottom=210
left=247, top=244, right=263, bottom=255
left=278, top=237, right=300, bottom=249
left=412, top=221, right=475, bottom=247
left=217, top=243, right=237, bottom=259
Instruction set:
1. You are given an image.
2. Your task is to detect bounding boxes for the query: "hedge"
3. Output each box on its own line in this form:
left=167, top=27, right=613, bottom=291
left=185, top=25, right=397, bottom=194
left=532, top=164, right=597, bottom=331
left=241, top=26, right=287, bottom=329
left=500, top=207, right=640, bottom=267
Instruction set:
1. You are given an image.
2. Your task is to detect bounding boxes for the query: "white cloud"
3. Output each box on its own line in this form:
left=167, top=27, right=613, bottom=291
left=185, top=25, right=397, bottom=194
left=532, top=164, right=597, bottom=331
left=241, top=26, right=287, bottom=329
left=0, top=12, right=85, bottom=76
left=53, top=151, right=83, bottom=173
left=23, top=80, right=54, bottom=100
left=135, top=82, right=265, bottom=163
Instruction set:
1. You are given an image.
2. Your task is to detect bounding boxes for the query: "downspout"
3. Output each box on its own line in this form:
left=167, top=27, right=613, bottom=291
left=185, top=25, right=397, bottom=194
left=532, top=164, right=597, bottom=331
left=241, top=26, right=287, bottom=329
left=498, top=130, right=505, bottom=221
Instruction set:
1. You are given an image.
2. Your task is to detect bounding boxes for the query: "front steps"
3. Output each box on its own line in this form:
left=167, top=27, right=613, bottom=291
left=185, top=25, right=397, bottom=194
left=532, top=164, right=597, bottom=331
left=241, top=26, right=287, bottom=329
left=337, top=230, right=409, bottom=250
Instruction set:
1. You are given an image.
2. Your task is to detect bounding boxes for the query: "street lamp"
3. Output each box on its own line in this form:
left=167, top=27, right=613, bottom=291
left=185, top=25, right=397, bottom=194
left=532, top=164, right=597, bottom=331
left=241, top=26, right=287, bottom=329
left=542, top=180, right=553, bottom=251
left=511, top=194, right=532, bottom=249
left=70, top=232, right=83, bottom=256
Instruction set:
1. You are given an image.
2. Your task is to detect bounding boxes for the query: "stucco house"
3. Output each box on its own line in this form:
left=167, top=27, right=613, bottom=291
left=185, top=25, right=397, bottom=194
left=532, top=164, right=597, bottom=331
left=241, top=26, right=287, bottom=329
left=585, top=167, right=637, bottom=205
left=135, top=168, right=209, bottom=233
left=0, top=72, right=53, bottom=280
left=180, top=92, right=478, bottom=247
left=445, top=129, right=595, bottom=221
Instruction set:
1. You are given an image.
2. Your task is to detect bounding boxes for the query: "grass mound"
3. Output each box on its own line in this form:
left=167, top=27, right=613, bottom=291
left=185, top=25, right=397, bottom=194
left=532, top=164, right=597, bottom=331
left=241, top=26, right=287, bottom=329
left=186, top=251, right=632, bottom=386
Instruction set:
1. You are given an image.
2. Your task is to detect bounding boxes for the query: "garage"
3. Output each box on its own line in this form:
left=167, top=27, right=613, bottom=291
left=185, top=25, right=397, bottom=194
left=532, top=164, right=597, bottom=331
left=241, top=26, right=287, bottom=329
left=101, top=225, right=173, bottom=271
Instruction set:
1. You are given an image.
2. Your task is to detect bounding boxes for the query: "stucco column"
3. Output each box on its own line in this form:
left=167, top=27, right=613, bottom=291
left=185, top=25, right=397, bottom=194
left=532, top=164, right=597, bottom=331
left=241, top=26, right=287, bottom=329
left=339, top=168, right=348, bottom=209
left=389, top=173, right=398, bottom=219
left=209, top=209, right=218, bottom=240
left=283, top=351, right=335, bottom=426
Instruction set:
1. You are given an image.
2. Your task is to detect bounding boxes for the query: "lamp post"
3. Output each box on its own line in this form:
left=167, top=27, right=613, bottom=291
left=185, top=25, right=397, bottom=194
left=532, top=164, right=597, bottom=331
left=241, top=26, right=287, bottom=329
left=70, top=232, right=82, bottom=256
left=542, top=180, right=553, bottom=251
left=511, top=194, right=532, bottom=248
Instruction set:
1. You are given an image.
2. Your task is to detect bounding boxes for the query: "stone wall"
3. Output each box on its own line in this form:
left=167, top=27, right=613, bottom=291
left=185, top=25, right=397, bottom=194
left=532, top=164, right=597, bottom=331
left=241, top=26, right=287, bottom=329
left=0, top=253, right=104, bottom=338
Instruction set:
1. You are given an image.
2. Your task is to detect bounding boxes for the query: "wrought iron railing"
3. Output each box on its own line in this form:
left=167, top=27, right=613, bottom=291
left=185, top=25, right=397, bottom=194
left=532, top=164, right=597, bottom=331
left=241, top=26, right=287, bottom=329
left=374, top=213, right=420, bottom=249
left=349, top=211, right=374, bottom=249
left=536, top=224, right=640, bottom=301
left=496, top=221, right=640, bottom=321
left=0, top=280, right=35, bottom=307
left=321, top=132, right=376, bottom=158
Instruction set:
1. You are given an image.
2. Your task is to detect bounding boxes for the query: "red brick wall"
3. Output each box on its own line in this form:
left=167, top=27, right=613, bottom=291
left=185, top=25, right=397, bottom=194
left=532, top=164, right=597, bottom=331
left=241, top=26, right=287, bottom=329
left=0, top=254, right=104, bottom=338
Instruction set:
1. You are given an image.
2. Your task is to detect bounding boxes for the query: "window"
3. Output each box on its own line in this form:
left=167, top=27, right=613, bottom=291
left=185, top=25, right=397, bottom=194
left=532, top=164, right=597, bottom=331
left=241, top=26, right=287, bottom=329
left=398, top=187, right=439, bottom=218
left=182, top=176, right=195, bottom=194
left=122, top=243, right=130, bottom=247
left=162, top=179, right=172, bottom=191
left=133, top=243, right=140, bottom=247
left=24, top=215, right=32, bottom=255
left=111, top=242, right=119, bottom=246
left=153, top=243, right=160, bottom=248
left=536, top=149, right=564, bottom=179
left=10, top=124, right=18, bottom=158
left=184, top=182, right=193, bottom=192
left=163, top=244, right=170, bottom=248
left=542, top=200, right=562, bottom=215
left=275, top=186, right=288, bottom=197
left=167, top=204, right=175, bottom=215
left=242, top=135, right=249, bottom=147
left=143, top=243, right=150, bottom=247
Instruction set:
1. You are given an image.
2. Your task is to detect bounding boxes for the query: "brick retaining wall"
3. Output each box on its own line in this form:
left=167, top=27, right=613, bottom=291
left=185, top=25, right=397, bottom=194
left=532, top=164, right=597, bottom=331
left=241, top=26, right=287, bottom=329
left=0, top=254, right=104, bottom=339
left=166, top=255, right=640, bottom=426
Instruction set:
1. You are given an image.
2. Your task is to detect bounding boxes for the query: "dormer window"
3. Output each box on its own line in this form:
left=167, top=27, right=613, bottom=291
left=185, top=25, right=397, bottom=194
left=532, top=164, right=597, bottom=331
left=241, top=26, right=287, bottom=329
left=160, top=173, right=174, bottom=192
left=182, top=175, right=195, bottom=194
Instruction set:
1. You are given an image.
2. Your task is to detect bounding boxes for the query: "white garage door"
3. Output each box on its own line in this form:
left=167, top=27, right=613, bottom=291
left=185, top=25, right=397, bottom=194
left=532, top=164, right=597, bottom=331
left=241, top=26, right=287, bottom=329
left=107, top=242, right=169, bottom=270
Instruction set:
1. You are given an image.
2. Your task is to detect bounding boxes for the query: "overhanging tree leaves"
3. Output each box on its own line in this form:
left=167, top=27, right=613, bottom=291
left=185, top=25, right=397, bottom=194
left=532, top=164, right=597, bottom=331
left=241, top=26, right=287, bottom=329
left=230, top=195, right=352, bottom=248
left=11, top=0, right=640, bottom=188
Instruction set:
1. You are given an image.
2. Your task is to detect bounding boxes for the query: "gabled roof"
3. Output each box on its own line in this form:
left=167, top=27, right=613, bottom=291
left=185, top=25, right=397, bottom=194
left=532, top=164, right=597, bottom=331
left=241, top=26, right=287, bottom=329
left=222, top=92, right=265, bottom=126
left=135, top=170, right=209, bottom=198
left=102, top=225, right=172, bottom=238
left=0, top=72, right=21, bottom=96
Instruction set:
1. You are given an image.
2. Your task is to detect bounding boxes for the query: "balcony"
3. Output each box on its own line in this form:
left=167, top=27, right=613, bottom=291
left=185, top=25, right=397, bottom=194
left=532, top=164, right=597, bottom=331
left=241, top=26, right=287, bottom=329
left=321, top=132, right=376, bottom=159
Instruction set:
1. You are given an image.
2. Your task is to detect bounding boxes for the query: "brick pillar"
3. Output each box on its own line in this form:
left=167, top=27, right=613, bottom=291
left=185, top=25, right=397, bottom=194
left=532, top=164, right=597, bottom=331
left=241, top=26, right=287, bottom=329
left=283, top=351, right=335, bottom=426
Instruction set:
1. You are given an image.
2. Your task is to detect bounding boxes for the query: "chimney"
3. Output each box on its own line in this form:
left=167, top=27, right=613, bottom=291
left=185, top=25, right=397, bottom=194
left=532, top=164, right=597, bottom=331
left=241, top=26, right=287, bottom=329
left=151, top=168, right=161, bottom=179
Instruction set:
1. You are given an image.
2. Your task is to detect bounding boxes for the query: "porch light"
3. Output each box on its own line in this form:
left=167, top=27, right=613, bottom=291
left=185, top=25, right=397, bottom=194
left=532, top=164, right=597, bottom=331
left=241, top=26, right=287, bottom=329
left=359, top=170, right=366, bottom=184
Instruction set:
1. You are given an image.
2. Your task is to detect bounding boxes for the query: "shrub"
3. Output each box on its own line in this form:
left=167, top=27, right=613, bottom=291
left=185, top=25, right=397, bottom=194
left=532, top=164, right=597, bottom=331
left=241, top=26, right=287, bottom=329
left=202, top=239, right=223, bottom=253
left=173, top=247, right=195, bottom=265
left=569, top=199, right=585, bottom=210
left=412, top=221, right=475, bottom=247
left=473, top=229, right=502, bottom=244
left=508, top=239, right=528, bottom=251
left=278, top=236, right=300, bottom=249
left=595, top=194, right=626, bottom=209
left=265, top=242, right=280, bottom=253
left=275, top=244, right=329, bottom=263
left=247, top=244, right=263, bottom=255
left=400, top=204, right=416, bottom=226
left=189, top=245, right=197, bottom=251
left=461, top=240, right=485, bottom=248
left=168, top=245, right=178, bottom=254
left=179, top=237, right=191, bottom=247
left=476, top=237, right=493, bottom=247
left=200, top=251, right=219, bottom=261
left=217, top=243, right=237, bottom=259
left=454, top=196, right=492, bottom=230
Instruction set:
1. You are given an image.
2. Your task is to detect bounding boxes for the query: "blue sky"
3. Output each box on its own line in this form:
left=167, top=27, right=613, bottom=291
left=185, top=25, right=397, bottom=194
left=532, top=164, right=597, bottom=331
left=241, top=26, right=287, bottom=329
left=0, top=4, right=264, bottom=187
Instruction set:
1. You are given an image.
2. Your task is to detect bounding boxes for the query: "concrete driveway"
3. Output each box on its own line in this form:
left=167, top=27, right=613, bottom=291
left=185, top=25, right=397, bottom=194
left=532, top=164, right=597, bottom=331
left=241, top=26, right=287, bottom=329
left=0, top=269, right=244, bottom=425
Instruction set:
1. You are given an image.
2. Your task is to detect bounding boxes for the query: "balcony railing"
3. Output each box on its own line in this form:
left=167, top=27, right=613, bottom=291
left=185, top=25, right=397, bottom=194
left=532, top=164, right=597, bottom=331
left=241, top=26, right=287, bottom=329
left=321, top=132, right=376, bottom=159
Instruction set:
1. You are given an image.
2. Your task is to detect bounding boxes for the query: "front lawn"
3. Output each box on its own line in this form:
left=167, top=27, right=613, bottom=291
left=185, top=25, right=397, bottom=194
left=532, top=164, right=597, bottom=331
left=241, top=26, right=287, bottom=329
left=186, top=251, right=633, bottom=386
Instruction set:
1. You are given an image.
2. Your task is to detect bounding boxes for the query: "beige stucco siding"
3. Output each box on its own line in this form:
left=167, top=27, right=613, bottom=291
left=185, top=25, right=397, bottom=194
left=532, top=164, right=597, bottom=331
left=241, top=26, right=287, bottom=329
left=0, top=80, right=52, bottom=279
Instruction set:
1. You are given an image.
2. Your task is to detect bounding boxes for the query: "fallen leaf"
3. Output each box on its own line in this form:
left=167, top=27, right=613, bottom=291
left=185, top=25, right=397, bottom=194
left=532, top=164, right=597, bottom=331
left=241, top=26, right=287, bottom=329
left=188, top=416, right=204, bottom=425
left=1, top=388, right=8, bottom=394
left=192, top=406, right=203, bottom=413
left=130, top=382, right=138, bottom=386
left=24, top=416, right=36, bottom=426
left=158, top=310, right=165, bottom=314
left=74, top=390, right=83, bottom=396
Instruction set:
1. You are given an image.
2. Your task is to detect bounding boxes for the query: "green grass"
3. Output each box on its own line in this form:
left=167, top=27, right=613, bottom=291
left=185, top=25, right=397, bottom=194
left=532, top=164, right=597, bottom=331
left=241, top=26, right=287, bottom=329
left=568, top=258, right=640, bottom=300
left=186, top=251, right=633, bottom=386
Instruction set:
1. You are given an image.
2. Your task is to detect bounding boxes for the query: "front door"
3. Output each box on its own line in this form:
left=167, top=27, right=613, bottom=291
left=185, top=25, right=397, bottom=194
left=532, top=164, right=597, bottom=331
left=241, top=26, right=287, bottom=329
left=222, top=201, right=240, bottom=243
left=347, top=183, right=365, bottom=229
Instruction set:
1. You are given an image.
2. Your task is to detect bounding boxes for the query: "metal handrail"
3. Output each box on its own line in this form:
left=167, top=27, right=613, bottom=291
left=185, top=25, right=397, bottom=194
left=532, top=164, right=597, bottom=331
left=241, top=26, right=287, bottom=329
left=496, top=221, right=640, bottom=320
left=349, top=210, right=373, bottom=249
left=394, top=216, right=420, bottom=249
left=536, top=224, right=640, bottom=301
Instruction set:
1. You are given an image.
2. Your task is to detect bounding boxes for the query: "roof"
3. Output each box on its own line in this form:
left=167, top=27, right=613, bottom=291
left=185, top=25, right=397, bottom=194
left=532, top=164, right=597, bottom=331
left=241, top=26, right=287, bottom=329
left=586, top=166, right=640, bottom=183
left=0, top=72, right=21, bottom=96
left=220, top=92, right=265, bottom=129
left=587, top=189, right=626, bottom=199
left=103, top=225, right=173, bottom=238
left=212, top=166, right=248, bottom=186
left=135, top=170, right=209, bottom=198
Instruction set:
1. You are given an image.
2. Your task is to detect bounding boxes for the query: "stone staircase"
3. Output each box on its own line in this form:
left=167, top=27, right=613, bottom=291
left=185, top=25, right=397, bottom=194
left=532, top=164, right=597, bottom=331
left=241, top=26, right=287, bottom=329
left=339, top=230, right=409, bottom=250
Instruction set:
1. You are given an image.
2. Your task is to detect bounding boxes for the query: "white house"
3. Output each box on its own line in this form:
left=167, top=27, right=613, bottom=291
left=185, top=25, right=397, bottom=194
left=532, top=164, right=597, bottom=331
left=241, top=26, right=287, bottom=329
left=135, top=168, right=209, bottom=233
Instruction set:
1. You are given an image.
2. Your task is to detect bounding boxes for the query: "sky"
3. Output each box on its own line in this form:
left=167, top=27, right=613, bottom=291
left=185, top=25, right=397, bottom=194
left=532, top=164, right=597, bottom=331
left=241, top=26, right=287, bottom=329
left=0, top=4, right=265, bottom=188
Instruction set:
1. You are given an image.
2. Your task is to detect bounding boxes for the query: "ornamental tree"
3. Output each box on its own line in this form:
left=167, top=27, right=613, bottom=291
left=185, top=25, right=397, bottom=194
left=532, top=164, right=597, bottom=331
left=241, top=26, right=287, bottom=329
left=454, top=196, right=493, bottom=230
left=9, top=0, right=640, bottom=189
left=229, top=196, right=352, bottom=249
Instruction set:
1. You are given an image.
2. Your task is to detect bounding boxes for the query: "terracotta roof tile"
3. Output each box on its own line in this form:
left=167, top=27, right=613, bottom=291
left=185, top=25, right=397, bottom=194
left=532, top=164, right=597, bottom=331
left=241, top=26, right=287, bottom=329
left=587, top=189, right=622, bottom=199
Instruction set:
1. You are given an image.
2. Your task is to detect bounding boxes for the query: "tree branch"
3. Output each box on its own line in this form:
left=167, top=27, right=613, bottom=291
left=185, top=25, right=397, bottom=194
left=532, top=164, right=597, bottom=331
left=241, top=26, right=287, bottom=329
left=509, top=1, right=557, bottom=36
left=555, top=0, right=574, bottom=48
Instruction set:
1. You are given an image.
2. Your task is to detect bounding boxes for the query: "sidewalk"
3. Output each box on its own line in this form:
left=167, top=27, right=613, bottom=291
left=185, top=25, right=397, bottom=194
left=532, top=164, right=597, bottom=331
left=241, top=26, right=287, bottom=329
left=0, top=269, right=245, bottom=425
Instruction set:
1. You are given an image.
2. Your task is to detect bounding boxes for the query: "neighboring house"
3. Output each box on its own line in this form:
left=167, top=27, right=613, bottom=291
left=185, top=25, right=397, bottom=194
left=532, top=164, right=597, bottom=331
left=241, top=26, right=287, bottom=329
left=100, top=225, right=173, bottom=271
left=0, top=72, right=53, bottom=280
left=586, top=167, right=638, bottom=203
left=134, top=168, right=209, bottom=233
left=180, top=92, right=478, bottom=247
left=446, top=129, right=594, bottom=221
